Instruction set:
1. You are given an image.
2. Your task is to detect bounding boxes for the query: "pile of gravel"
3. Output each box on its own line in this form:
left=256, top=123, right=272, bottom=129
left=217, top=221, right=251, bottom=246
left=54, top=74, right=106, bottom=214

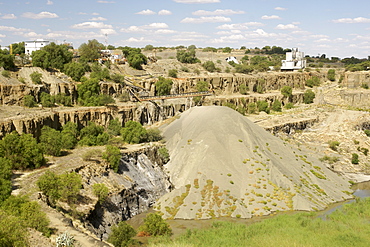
left=155, top=106, right=352, bottom=219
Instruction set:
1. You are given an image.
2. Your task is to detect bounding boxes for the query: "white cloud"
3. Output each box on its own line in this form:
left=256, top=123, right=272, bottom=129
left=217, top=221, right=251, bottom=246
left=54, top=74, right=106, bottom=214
left=0, top=25, right=30, bottom=32
left=92, top=13, right=100, bottom=16
left=23, top=31, right=43, bottom=38
left=314, top=38, right=331, bottom=43
left=125, top=37, right=155, bottom=44
left=251, top=29, right=278, bottom=38
left=136, top=9, right=156, bottom=15
left=78, top=12, right=87, bottom=15
left=173, top=0, right=220, bottom=3
left=181, top=16, right=231, bottom=23
left=120, top=26, right=145, bottom=33
left=192, top=9, right=245, bottom=16
left=276, top=24, right=299, bottom=30
left=210, top=34, right=246, bottom=44
left=71, top=22, right=113, bottom=29
left=216, top=30, right=242, bottom=35
left=46, top=0, right=53, bottom=5
left=90, top=17, right=107, bottom=21
left=217, top=22, right=264, bottom=30
left=22, top=11, right=58, bottom=19
left=97, top=1, right=115, bottom=3
left=146, top=23, right=169, bottom=29
left=333, top=17, right=370, bottom=23
left=1, top=14, right=17, bottom=19
left=0, top=34, right=6, bottom=38
left=261, top=15, right=281, bottom=20
left=275, top=7, right=287, bottom=11
left=155, top=29, right=177, bottom=34
left=158, top=10, right=172, bottom=15
left=101, top=28, right=117, bottom=35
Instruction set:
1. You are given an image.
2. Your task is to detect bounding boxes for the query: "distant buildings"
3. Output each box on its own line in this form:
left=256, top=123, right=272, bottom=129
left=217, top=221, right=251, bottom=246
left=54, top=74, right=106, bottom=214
left=24, top=39, right=50, bottom=56
left=281, top=48, right=306, bottom=71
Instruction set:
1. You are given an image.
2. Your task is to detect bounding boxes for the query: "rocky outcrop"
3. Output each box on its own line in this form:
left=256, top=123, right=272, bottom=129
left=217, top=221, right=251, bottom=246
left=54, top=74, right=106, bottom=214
left=343, top=71, right=370, bottom=88
left=77, top=145, right=171, bottom=240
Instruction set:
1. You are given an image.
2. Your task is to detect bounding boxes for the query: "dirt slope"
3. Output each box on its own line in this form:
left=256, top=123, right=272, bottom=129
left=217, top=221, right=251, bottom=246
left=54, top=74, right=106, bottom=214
left=155, top=106, right=352, bottom=219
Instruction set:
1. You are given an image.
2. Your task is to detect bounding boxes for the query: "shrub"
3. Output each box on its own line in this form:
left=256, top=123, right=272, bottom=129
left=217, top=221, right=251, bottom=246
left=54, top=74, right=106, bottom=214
left=107, top=118, right=122, bottom=136
left=108, top=221, right=137, bottom=247
left=284, top=102, right=295, bottom=109
left=1, top=70, right=10, bottom=78
left=239, top=84, right=249, bottom=95
left=168, top=69, right=178, bottom=78
left=155, top=76, right=173, bottom=96
left=256, top=79, right=265, bottom=94
left=102, top=145, right=121, bottom=172
left=36, top=171, right=61, bottom=204
left=40, top=92, right=55, bottom=107
left=257, top=100, right=270, bottom=114
left=158, top=147, right=170, bottom=163
left=328, top=141, right=340, bottom=151
left=23, top=95, right=36, bottom=107
left=61, top=122, right=79, bottom=149
left=111, top=73, right=125, bottom=85
left=247, top=102, right=257, bottom=114
left=351, top=153, right=359, bottom=164
left=121, top=121, right=147, bottom=144
left=79, top=122, right=109, bottom=146
left=202, top=61, right=217, bottom=72
left=139, top=213, right=172, bottom=236
left=92, top=183, right=109, bottom=204
left=271, top=100, right=282, bottom=112
left=303, top=89, right=315, bottom=104
left=364, top=129, right=370, bottom=137
left=144, top=128, right=163, bottom=142
left=56, top=231, right=76, bottom=247
left=39, top=126, right=63, bottom=156
left=281, top=86, right=292, bottom=98
left=327, top=69, right=336, bottom=81
left=306, top=76, right=320, bottom=87
left=30, top=71, right=42, bottom=84
left=59, top=172, right=82, bottom=204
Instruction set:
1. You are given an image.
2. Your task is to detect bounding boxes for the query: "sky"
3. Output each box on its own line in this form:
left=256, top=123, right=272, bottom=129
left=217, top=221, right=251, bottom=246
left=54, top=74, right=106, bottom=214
left=0, top=0, right=370, bottom=59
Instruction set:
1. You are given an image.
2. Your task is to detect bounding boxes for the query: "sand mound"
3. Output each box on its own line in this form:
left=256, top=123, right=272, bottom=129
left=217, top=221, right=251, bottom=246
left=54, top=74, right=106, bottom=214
left=155, top=106, right=352, bottom=219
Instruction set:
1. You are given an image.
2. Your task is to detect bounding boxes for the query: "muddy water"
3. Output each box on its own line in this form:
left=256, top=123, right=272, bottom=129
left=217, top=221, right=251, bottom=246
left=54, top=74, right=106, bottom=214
left=127, top=181, right=370, bottom=241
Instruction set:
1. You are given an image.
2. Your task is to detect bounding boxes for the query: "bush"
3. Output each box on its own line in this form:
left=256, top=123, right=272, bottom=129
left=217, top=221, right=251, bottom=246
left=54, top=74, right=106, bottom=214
left=108, top=221, right=137, bottom=247
left=64, top=62, right=86, bottom=81
left=306, top=76, right=320, bottom=87
left=328, top=141, right=340, bottom=151
left=39, top=126, right=63, bottom=156
left=59, top=172, right=82, bottom=204
left=0, top=210, right=29, bottom=246
left=92, top=183, right=109, bottom=203
left=168, top=69, right=178, bottom=78
left=281, top=86, right=292, bottom=98
left=40, top=92, right=55, bottom=107
left=30, top=71, right=42, bottom=84
left=364, top=129, right=370, bottom=137
left=102, top=145, right=121, bottom=172
left=139, top=213, right=172, bottom=236
left=176, top=49, right=199, bottom=64
left=37, top=171, right=61, bottom=204
left=61, top=122, right=79, bottom=149
left=158, top=147, right=170, bottom=163
left=351, top=153, right=359, bottom=164
left=271, top=100, right=282, bottom=112
left=257, top=101, right=270, bottom=114
left=1, top=70, right=10, bottom=78
left=202, top=61, right=217, bottom=72
left=327, top=69, right=336, bottom=81
left=239, top=84, right=248, bottom=95
left=121, top=121, right=147, bottom=144
left=284, top=102, right=295, bottom=109
left=303, top=89, right=315, bottom=104
left=23, top=95, right=36, bottom=107
left=79, top=122, right=109, bottom=146
left=107, top=118, right=122, bottom=136
left=256, top=79, right=265, bottom=94
left=111, top=73, right=125, bottom=85
left=155, top=77, right=173, bottom=96
left=247, top=102, right=257, bottom=114
left=144, top=128, right=163, bottom=142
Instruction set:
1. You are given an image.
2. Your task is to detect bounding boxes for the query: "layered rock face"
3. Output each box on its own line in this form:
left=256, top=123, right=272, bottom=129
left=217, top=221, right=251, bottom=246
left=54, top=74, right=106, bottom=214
left=155, top=106, right=352, bottom=220
left=78, top=145, right=171, bottom=240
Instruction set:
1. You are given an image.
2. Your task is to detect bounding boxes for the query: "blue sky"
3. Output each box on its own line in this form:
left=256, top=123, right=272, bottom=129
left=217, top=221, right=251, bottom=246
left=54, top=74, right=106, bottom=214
left=0, top=0, right=369, bottom=58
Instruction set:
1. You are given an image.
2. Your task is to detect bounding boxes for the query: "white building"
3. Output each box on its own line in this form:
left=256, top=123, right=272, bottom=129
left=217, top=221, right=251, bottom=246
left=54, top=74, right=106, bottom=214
left=24, top=39, right=50, bottom=56
left=281, top=48, right=306, bottom=71
left=225, top=56, right=239, bottom=64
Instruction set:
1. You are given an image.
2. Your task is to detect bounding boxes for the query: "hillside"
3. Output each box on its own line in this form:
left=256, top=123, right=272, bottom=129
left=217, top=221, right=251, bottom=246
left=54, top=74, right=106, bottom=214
left=155, top=106, right=352, bottom=219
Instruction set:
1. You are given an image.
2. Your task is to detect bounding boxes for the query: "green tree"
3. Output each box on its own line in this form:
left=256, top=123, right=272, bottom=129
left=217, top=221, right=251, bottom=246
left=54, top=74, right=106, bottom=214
left=0, top=210, right=28, bottom=247
left=155, top=77, right=173, bottom=96
left=281, top=86, right=292, bottom=98
left=111, top=73, right=125, bottom=85
left=327, top=69, right=336, bottom=81
left=121, top=121, right=147, bottom=144
left=303, top=89, right=315, bottom=104
left=102, top=145, right=121, bottom=172
left=64, top=62, right=86, bottom=81
left=239, top=84, right=249, bottom=95
left=0, top=178, right=12, bottom=203
left=0, top=132, right=46, bottom=170
left=79, top=39, right=104, bottom=62
left=158, top=147, right=170, bottom=163
left=107, top=221, right=137, bottom=247
left=30, top=71, right=42, bottom=84
left=127, top=52, right=147, bottom=70
left=247, top=102, right=257, bottom=114
left=11, top=42, right=25, bottom=55
left=79, top=122, right=109, bottom=146
left=107, top=118, right=122, bottom=136
left=39, top=126, right=63, bottom=156
left=235, top=64, right=254, bottom=74
left=32, top=42, right=72, bottom=70
left=1, top=70, right=10, bottom=78
left=61, top=122, right=79, bottom=149
left=23, top=95, right=36, bottom=107
left=351, top=153, right=359, bottom=164
left=168, top=69, right=178, bottom=78
left=222, top=47, right=232, bottom=53
left=37, top=171, right=61, bottom=204
left=0, top=49, right=15, bottom=70
left=257, top=101, right=270, bottom=114
left=90, top=63, right=110, bottom=81
left=40, top=92, right=55, bottom=107
left=139, top=213, right=172, bottom=236
left=196, top=80, right=209, bottom=92
left=143, top=128, right=163, bottom=142
left=202, top=61, right=217, bottom=72
left=92, top=183, right=109, bottom=204
left=59, top=172, right=82, bottom=204
left=176, top=49, right=199, bottom=64
left=271, top=100, right=282, bottom=112
left=306, top=76, right=320, bottom=87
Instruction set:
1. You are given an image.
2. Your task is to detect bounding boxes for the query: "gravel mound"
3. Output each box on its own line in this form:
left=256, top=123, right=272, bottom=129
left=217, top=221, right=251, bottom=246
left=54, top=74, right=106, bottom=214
left=155, top=106, right=352, bottom=219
